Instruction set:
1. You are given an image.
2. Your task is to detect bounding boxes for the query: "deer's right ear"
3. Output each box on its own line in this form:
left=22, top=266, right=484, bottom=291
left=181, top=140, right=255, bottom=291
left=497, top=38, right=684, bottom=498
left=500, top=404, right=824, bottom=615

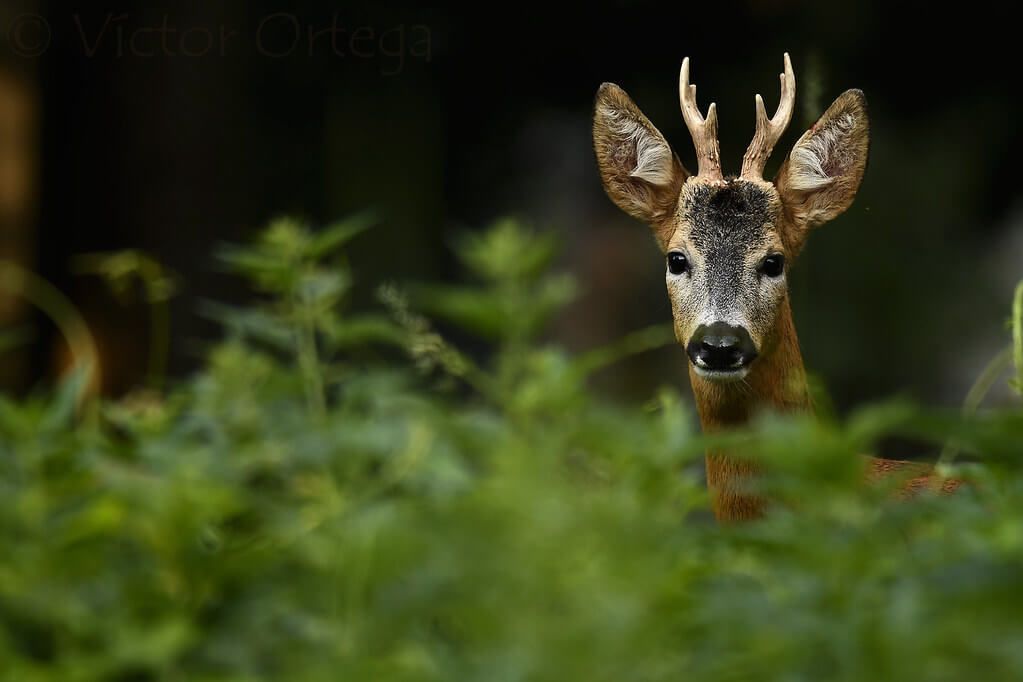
left=593, top=83, right=688, bottom=248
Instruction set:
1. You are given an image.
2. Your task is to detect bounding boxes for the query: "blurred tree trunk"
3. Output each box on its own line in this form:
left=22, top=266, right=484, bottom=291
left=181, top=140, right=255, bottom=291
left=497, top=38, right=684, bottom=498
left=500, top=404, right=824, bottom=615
left=0, top=5, right=39, bottom=390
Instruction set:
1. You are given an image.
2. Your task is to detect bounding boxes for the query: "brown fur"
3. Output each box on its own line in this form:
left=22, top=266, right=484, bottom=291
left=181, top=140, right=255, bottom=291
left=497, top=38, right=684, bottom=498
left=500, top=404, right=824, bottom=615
left=693, top=301, right=809, bottom=521
left=865, top=457, right=963, bottom=496
left=593, top=64, right=959, bottom=523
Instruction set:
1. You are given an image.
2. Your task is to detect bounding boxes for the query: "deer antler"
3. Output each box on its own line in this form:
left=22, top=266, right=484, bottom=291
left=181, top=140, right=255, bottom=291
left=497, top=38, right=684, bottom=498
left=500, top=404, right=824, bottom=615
left=740, top=53, right=796, bottom=181
left=679, top=57, right=723, bottom=182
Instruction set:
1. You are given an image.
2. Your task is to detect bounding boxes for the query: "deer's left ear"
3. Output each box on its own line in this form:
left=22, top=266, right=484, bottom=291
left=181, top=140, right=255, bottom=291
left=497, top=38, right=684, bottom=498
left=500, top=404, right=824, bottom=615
left=775, top=89, right=869, bottom=232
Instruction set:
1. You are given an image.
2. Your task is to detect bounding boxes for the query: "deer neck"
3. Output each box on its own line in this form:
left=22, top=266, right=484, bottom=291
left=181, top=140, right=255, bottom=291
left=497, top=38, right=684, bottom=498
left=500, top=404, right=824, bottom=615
left=688, top=299, right=811, bottom=522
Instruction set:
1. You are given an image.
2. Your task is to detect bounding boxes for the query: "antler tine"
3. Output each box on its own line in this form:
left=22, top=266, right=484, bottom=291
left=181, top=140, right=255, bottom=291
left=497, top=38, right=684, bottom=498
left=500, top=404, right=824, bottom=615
left=740, top=52, right=796, bottom=181
left=679, top=57, right=723, bottom=181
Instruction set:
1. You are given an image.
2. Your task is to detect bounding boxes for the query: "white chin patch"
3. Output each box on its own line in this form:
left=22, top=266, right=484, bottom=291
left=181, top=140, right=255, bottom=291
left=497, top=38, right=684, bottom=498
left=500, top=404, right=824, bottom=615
left=692, top=365, right=750, bottom=383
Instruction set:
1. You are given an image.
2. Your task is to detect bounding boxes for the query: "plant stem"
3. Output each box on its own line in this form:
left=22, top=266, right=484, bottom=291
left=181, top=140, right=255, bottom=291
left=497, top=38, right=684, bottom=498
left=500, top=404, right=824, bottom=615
left=0, top=261, right=99, bottom=398
left=936, top=345, right=1012, bottom=468
left=1013, top=280, right=1023, bottom=395
left=935, top=284, right=1023, bottom=472
left=294, top=279, right=326, bottom=419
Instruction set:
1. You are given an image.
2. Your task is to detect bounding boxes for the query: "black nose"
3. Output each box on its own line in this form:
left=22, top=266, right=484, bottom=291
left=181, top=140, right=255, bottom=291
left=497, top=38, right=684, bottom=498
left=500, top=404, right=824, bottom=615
left=686, top=322, right=758, bottom=372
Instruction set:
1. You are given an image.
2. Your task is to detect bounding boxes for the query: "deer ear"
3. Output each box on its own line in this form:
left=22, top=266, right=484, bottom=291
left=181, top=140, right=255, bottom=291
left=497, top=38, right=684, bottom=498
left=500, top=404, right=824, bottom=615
left=593, top=83, right=688, bottom=248
left=775, top=89, right=869, bottom=232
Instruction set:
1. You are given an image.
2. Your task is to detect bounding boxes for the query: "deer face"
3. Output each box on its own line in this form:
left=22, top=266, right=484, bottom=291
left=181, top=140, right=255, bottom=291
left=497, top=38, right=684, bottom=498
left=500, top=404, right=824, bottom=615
left=593, top=56, right=869, bottom=382
left=666, top=179, right=785, bottom=379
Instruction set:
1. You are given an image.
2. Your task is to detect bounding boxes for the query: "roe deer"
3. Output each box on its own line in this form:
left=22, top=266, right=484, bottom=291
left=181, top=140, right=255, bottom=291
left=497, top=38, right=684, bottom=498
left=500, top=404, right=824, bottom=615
left=592, top=54, right=959, bottom=522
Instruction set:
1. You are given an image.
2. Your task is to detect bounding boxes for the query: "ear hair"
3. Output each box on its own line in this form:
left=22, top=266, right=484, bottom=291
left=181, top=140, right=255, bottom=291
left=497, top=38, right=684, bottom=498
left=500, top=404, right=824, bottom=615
left=593, top=83, right=688, bottom=247
left=775, top=89, right=870, bottom=233
left=787, top=111, right=858, bottom=192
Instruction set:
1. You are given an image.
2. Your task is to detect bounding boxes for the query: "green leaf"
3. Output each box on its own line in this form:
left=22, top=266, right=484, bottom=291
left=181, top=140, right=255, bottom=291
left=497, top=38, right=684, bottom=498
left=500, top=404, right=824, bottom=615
left=456, top=218, right=559, bottom=282
left=412, top=284, right=510, bottom=339
left=321, top=314, right=406, bottom=349
left=307, top=211, right=377, bottom=259
left=199, top=301, right=294, bottom=351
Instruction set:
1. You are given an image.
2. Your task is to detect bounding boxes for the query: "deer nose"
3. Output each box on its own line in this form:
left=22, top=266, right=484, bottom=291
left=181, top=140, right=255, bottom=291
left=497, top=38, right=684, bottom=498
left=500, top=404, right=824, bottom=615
left=686, top=322, right=758, bottom=372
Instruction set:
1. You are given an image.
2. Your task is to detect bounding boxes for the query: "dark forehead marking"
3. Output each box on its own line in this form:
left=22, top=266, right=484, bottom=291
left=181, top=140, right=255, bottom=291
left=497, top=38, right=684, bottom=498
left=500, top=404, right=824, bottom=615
left=680, top=180, right=774, bottom=251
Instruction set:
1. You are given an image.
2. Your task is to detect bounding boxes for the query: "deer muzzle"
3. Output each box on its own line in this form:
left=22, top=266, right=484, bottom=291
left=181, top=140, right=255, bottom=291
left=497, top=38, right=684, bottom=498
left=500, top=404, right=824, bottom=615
left=686, top=322, right=758, bottom=378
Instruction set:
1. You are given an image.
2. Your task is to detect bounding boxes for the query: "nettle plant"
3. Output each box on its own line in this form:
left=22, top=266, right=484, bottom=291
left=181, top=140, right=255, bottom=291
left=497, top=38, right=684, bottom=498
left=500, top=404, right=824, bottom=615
left=0, top=215, right=1020, bottom=680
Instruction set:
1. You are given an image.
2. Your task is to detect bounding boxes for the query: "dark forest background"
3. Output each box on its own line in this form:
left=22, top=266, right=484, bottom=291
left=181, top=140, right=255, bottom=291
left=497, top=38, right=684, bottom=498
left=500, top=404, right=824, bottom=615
left=1, top=1, right=1020, bottom=412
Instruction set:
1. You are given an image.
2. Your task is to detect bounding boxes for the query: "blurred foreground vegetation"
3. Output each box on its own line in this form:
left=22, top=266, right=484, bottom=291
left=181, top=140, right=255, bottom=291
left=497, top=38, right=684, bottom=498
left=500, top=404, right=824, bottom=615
left=1, top=217, right=1022, bottom=681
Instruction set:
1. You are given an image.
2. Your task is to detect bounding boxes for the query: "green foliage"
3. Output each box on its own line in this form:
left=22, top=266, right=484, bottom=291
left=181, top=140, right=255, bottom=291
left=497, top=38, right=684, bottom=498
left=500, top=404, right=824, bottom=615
left=1, top=217, right=1022, bottom=681
left=410, top=218, right=577, bottom=345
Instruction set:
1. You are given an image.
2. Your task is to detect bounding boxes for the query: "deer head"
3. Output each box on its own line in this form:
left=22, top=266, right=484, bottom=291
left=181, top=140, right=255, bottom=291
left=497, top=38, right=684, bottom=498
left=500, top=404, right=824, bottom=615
left=593, top=54, right=869, bottom=384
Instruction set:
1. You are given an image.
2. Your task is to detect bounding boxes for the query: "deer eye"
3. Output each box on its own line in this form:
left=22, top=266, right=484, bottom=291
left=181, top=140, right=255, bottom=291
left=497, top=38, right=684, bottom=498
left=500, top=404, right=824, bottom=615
left=760, top=254, right=785, bottom=278
left=667, top=252, right=689, bottom=275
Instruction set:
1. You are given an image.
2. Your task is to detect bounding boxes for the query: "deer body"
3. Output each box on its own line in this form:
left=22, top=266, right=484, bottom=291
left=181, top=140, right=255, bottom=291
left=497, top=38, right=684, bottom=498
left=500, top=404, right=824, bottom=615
left=593, top=55, right=956, bottom=522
